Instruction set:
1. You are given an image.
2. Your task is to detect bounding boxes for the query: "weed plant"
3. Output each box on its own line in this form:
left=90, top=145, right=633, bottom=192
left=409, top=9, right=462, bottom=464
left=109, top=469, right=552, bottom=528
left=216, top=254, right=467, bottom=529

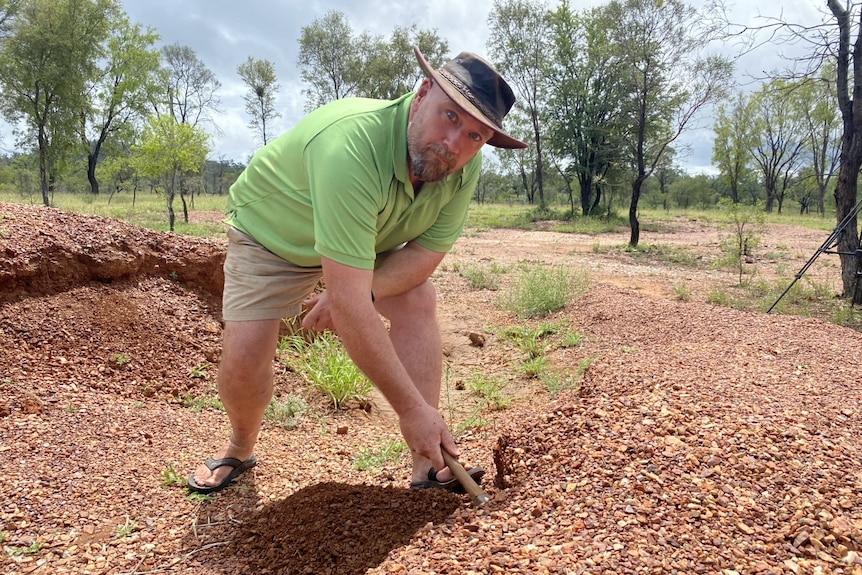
left=715, top=200, right=765, bottom=285
left=160, top=462, right=185, bottom=487
left=672, top=283, right=692, bottom=301
left=522, top=356, right=547, bottom=378
left=353, top=439, right=406, bottom=471
left=499, top=264, right=588, bottom=319
left=182, top=392, right=224, bottom=412
left=115, top=518, right=137, bottom=538
left=280, top=332, right=373, bottom=409
left=500, top=323, right=557, bottom=358
left=264, top=394, right=307, bottom=429
left=561, top=330, right=582, bottom=348
left=5, top=540, right=43, bottom=556
left=459, top=261, right=506, bottom=290
left=465, top=372, right=511, bottom=410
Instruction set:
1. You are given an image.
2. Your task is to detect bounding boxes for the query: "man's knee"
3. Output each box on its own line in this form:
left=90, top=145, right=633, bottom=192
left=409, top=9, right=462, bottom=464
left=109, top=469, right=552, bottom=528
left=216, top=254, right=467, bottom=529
left=384, top=279, right=437, bottom=318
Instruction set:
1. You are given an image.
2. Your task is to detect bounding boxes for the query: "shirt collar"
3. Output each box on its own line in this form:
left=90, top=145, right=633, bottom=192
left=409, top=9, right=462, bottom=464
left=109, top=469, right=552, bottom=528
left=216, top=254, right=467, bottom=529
left=393, top=93, right=414, bottom=196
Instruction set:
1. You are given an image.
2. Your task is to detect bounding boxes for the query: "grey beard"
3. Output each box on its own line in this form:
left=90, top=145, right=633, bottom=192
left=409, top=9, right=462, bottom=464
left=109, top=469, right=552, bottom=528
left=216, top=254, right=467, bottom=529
left=410, top=143, right=455, bottom=183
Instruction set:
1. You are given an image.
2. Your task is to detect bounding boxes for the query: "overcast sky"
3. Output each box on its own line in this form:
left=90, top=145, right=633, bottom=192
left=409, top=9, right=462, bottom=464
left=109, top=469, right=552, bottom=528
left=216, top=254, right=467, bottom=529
left=2, top=0, right=831, bottom=174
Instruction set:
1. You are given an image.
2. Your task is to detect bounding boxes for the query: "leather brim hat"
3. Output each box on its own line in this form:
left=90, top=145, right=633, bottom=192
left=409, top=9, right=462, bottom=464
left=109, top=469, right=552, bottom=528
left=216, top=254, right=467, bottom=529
left=414, top=46, right=527, bottom=149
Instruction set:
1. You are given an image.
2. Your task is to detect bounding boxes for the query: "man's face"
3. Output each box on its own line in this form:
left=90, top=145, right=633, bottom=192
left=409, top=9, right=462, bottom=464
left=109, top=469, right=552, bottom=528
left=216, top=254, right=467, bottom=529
left=407, top=80, right=494, bottom=183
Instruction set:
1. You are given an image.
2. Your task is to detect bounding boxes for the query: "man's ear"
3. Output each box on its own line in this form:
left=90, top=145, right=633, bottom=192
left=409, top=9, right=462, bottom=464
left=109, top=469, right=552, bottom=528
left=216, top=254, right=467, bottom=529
left=414, top=78, right=433, bottom=100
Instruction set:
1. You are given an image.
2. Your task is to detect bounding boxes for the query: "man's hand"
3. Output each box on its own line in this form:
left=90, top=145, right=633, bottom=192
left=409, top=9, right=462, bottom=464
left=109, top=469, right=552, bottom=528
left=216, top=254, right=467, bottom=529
left=302, top=290, right=335, bottom=332
left=398, top=403, right=458, bottom=471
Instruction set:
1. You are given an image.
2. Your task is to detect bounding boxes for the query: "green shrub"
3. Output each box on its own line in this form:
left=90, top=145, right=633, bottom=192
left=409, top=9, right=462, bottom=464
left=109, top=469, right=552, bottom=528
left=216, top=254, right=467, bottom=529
left=264, top=394, right=307, bottom=429
left=280, top=332, right=373, bottom=409
left=466, top=372, right=511, bottom=410
left=459, top=262, right=505, bottom=290
left=353, top=439, right=406, bottom=471
left=499, top=264, right=588, bottom=319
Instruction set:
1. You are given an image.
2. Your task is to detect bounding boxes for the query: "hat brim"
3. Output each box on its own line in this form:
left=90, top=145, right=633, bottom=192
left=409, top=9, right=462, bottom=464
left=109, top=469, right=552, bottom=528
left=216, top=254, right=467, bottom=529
left=413, top=46, right=527, bottom=150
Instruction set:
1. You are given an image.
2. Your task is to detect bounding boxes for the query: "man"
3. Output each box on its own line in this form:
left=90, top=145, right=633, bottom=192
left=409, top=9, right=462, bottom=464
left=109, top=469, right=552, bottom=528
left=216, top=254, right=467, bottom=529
left=188, top=46, right=526, bottom=494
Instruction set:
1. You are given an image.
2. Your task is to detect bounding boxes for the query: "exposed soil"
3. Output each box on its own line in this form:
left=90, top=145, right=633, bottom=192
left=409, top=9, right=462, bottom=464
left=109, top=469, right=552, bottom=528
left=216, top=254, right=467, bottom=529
left=2, top=201, right=861, bottom=575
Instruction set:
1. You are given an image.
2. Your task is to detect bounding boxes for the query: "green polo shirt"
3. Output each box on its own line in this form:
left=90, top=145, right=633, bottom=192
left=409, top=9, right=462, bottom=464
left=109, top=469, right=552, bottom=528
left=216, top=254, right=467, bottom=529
left=225, top=93, right=481, bottom=269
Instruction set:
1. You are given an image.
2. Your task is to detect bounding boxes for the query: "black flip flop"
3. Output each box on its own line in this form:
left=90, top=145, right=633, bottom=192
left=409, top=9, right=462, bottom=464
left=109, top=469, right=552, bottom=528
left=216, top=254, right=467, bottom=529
left=187, top=455, right=257, bottom=494
left=410, top=466, right=484, bottom=494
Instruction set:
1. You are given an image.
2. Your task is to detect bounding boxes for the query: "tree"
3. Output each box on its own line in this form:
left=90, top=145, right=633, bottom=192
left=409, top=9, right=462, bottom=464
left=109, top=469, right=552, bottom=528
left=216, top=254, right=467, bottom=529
left=354, top=25, right=448, bottom=100
left=793, top=65, right=840, bottom=216
left=132, top=115, right=208, bottom=231
left=827, top=0, right=862, bottom=301
left=747, top=80, right=806, bottom=214
left=297, top=10, right=360, bottom=110
left=605, top=0, right=733, bottom=246
left=0, top=0, right=21, bottom=37
left=712, top=92, right=756, bottom=204
left=237, top=56, right=280, bottom=147
left=0, top=0, right=116, bottom=205
left=79, top=14, right=161, bottom=195
left=157, top=43, right=220, bottom=127
left=487, top=0, right=551, bottom=209
left=297, top=12, right=448, bottom=110
left=546, top=1, right=627, bottom=216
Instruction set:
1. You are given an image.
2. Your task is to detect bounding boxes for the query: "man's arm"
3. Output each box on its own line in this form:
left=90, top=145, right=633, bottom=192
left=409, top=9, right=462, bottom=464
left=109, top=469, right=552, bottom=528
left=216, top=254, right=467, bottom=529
left=303, top=244, right=454, bottom=469
left=369, top=241, right=445, bottom=301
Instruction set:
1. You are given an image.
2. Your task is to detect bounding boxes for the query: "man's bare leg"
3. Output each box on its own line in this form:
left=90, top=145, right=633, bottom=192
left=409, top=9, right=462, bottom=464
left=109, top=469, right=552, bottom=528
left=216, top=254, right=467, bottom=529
left=376, top=280, right=454, bottom=483
left=191, top=318, right=281, bottom=488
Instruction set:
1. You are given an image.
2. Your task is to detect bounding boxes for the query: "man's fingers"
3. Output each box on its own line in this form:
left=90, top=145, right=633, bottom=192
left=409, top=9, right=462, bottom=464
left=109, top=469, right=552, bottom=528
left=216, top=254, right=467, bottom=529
left=440, top=431, right=459, bottom=460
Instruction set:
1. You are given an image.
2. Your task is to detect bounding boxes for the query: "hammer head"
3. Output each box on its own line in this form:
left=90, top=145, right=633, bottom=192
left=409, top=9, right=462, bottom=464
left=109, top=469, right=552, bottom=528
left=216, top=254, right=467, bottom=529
left=472, top=493, right=490, bottom=507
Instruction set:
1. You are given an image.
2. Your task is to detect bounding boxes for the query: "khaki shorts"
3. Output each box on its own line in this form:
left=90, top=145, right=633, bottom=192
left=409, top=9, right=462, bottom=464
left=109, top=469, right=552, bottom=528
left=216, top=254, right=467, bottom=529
left=221, top=227, right=323, bottom=322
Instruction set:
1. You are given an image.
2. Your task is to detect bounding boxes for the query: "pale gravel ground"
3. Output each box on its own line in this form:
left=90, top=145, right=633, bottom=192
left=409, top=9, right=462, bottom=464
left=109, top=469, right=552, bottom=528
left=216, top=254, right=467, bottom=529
left=1, top=202, right=860, bottom=575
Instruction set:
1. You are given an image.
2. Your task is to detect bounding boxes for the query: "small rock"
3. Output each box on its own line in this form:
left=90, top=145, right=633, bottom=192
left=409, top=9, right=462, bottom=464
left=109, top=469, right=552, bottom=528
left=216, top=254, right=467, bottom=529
left=20, top=395, right=43, bottom=414
left=467, top=332, right=486, bottom=347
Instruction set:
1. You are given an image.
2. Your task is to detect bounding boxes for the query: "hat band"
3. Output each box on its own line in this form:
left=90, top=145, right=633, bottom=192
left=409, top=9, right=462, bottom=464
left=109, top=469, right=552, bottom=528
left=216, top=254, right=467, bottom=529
left=439, top=69, right=502, bottom=128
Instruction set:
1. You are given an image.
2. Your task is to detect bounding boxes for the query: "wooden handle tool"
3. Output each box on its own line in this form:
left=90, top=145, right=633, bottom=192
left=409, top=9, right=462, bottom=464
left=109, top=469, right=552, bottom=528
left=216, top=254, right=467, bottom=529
left=442, top=450, right=490, bottom=507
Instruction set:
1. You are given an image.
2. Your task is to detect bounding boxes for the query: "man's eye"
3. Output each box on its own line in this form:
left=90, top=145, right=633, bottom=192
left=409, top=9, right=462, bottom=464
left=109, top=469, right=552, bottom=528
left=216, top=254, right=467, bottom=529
left=446, top=110, right=457, bottom=121
left=471, top=132, right=483, bottom=142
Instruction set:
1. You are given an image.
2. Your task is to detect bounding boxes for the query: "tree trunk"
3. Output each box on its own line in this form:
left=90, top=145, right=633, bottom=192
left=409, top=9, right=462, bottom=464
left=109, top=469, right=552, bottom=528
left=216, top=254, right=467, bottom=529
left=828, top=0, right=862, bottom=300
left=36, top=125, right=50, bottom=206
left=579, top=175, right=592, bottom=216
left=166, top=170, right=177, bottom=232
left=531, top=108, right=545, bottom=208
left=87, top=151, right=100, bottom=195
left=629, top=176, right=646, bottom=246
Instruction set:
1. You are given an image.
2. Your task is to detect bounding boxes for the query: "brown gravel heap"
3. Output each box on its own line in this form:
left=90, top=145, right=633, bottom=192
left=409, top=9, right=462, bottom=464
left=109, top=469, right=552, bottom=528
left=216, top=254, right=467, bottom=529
left=1, top=201, right=861, bottom=575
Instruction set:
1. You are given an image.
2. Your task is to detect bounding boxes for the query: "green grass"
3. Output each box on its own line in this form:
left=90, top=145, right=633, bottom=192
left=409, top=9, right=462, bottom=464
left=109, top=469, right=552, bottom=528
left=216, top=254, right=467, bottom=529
left=182, top=392, right=224, bottom=412
left=353, top=439, right=407, bottom=471
left=498, top=264, right=589, bottom=319
left=458, top=261, right=506, bottom=290
left=264, top=394, right=307, bottom=429
left=465, top=372, right=511, bottom=410
left=279, top=332, right=373, bottom=409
